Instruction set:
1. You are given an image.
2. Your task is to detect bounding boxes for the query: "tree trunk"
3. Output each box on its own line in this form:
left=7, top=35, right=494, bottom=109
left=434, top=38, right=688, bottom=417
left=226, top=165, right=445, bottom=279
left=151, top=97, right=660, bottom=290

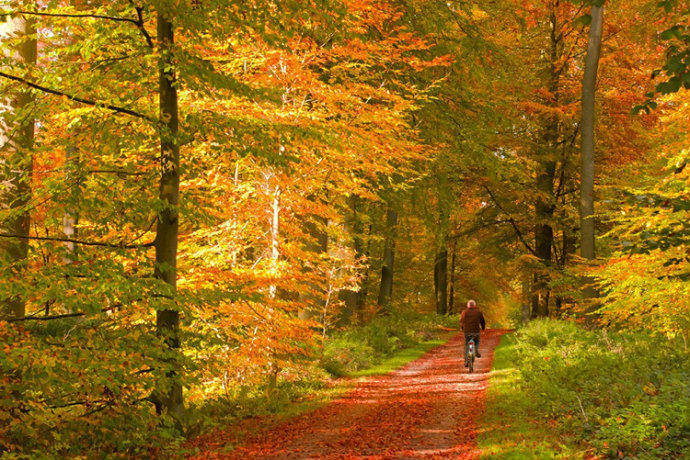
left=0, top=14, right=36, bottom=319
left=63, top=147, right=80, bottom=265
left=530, top=6, right=562, bottom=318
left=269, top=183, right=280, bottom=299
left=339, top=196, right=366, bottom=323
left=298, top=210, right=328, bottom=321
left=377, top=207, right=397, bottom=309
left=447, top=240, right=456, bottom=314
left=521, top=276, right=531, bottom=324
left=531, top=157, right=556, bottom=318
left=434, top=246, right=448, bottom=315
left=153, top=13, right=183, bottom=417
left=356, top=223, right=372, bottom=312
left=580, top=4, right=604, bottom=262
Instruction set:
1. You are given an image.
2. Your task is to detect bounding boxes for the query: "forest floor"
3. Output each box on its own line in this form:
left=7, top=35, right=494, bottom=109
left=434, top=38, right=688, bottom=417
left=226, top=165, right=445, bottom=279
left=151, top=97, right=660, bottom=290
left=190, top=330, right=507, bottom=459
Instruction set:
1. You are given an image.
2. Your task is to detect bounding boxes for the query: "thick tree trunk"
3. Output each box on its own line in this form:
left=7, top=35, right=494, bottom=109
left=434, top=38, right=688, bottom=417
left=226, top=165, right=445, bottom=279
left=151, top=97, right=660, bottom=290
left=530, top=7, right=562, bottom=318
left=531, top=158, right=556, bottom=318
left=434, top=246, right=448, bottom=315
left=377, top=207, right=397, bottom=309
left=580, top=5, right=604, bottom=262
left=154, top=13, right=183, bottom=417
left=0, top=14, right=36, bottom=319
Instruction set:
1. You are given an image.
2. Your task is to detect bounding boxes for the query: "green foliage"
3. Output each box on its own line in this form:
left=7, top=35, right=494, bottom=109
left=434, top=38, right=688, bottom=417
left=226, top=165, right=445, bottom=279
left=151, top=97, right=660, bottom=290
left=482, top=320, right=690, bottom=459
left=0, top=318, right=185, bottom=457
left=182, top=371, right=331, bottom=438
left=595, top=153, right=690, bottom=335
left=320, top=313, right=456, bottom=377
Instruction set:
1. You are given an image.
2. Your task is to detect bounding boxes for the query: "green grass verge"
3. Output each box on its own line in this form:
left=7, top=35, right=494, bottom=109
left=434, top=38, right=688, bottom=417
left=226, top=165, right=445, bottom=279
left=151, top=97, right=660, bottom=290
left=240, top=335, right=450, bottom=425
left=477, top=333, right=587, bottom=459
left=349, top=335, right=450, bottom=378
left=279, top=334, right=450, bottom=421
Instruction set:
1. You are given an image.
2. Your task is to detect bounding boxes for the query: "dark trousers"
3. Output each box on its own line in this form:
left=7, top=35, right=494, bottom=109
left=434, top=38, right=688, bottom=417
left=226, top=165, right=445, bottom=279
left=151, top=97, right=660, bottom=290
left=464, top=333, right=480, bottom=362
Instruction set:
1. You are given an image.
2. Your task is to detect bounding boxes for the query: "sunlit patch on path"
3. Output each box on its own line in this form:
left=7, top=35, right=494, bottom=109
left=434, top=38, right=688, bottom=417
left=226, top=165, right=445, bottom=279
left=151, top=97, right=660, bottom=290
left=191, top=330, right=507, bottom=459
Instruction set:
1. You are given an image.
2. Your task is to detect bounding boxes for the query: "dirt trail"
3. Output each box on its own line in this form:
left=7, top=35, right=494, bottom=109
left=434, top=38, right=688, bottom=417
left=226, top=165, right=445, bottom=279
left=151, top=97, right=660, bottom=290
left=191, top=330, right=506, bottom=460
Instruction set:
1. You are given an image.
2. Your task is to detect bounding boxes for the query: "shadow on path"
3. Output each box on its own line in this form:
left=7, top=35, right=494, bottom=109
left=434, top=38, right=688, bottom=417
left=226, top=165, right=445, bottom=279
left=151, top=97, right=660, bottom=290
left=191, top=330, right=508, bottom=460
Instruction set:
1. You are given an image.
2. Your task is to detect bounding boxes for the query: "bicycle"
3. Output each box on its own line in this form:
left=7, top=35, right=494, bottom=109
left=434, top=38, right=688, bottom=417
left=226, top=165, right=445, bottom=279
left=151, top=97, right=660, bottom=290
left=466, top=338, right=476, bottom=373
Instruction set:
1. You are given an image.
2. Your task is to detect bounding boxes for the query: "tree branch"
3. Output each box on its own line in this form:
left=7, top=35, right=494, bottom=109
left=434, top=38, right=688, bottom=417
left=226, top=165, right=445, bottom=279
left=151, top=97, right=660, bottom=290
left=0, top=233, right=154, bottom=249
left=0, top=10, right=139, bottom=24
left=87, top=169, right=150, bottom=176
left=2, top=9, right=155, bottom=48
left=0, top=71, right=154, bottom=122
left=12, top=312, right=86, bottom=321
left=482, top=185, right=537, bottom=256
left=8, top=304, right=123, bottom=322
left=132, top=6, right=154, bottom=48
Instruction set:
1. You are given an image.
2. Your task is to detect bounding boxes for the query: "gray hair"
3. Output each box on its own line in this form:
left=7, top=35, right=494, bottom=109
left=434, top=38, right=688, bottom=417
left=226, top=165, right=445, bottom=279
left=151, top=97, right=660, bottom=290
left=467, top=299, right=476, bottom=308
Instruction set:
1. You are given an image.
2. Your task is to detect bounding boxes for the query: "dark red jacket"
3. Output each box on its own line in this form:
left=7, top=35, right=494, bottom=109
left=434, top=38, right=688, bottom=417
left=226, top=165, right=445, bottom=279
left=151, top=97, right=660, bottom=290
left=460, top=308, right=486, bottom=334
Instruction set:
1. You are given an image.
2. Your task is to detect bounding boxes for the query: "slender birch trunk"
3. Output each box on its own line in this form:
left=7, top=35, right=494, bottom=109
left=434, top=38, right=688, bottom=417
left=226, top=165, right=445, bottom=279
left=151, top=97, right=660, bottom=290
left=269, top=183, right=280, bottom=299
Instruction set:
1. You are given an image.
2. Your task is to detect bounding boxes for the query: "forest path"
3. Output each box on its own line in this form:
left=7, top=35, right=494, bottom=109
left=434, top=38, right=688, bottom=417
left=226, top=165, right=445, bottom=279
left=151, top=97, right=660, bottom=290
left=191, top=330, right=507, bottom=459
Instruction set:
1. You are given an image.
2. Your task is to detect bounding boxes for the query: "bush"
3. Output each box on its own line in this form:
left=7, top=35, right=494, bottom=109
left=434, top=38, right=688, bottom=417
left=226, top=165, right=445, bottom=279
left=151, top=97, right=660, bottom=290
left=320, top=313, right=455, bottom=376
left=511, top=319, right=690, bottom=459
left=0, top=319, right=182, bottom=458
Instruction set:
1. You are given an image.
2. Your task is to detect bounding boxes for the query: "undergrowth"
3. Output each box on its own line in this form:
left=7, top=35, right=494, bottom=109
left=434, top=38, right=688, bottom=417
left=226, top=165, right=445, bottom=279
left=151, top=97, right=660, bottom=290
left=182, top=312, right=457, bottom=453
left=480, top=319, right=690, bottom=459
left=320, top=312, right=457, bottom=376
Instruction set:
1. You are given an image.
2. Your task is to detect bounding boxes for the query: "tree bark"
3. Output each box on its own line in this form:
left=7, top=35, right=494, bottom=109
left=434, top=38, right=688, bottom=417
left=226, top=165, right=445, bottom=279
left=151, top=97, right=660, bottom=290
left=269, top=182, right=280, bottom=299
left=580, top=4, right=604, bottom=262
left=339, top=196, right=367, bottom=323
left=377, top=206, right=397, bottom=309
left=447, top=240, right=456, bottom=314
left=153, top=12, right=183, bottom=417
left=434, top=246, right=448, bottom=315
left=530, top=6, right=562, bottom=318
left=531, top=157, right=556, bottom=318
left=298, top=210, right=328, bottom=321
left=63, top=146, right=80, bottom=264
left=356, top=223, right=372, bottom=312
left=0, top=13, right=36, bottom=319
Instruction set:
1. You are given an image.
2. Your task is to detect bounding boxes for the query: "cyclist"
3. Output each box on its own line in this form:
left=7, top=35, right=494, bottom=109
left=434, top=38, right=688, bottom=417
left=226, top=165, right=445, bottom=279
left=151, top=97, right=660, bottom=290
left=460, top=299, right=486, bottom=367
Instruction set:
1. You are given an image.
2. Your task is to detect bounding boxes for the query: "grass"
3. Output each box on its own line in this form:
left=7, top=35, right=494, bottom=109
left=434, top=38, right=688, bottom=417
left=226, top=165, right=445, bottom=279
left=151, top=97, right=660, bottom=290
left=477, top=333, right=587, bottom=459
left=257, top=334, right=451, bottom=420
left=478, top=320, right=690, bottom=459
left=349, top=335, right=450, bottom=378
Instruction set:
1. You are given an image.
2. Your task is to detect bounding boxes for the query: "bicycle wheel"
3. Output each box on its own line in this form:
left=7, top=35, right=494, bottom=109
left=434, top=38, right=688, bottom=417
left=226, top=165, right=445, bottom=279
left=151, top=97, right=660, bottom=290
left=469, top=355, right=474, bottom=373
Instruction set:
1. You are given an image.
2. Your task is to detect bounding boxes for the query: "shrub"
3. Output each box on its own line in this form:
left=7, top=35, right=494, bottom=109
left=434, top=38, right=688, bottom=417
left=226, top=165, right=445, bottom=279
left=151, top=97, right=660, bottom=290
left=320, top=312, right=455, bottom=376
left=511, top=319, right=690, bottom=459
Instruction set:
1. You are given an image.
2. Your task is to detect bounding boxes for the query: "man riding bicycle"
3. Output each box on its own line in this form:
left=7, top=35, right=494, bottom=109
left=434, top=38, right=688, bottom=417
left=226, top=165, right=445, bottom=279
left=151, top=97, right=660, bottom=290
left=460, top=300, right=486, bottom=367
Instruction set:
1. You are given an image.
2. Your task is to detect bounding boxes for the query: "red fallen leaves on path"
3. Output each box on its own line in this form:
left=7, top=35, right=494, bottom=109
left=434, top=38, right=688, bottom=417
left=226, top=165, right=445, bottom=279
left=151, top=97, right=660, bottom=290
left=190, top=330, right=508, bottom=460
